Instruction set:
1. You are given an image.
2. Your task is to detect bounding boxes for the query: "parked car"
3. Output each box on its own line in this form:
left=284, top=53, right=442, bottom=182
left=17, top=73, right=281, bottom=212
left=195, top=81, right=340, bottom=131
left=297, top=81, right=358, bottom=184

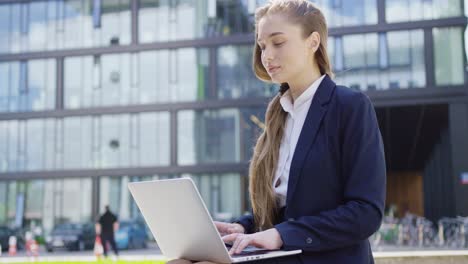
left=115, top=220, right=147, bottom=249
left=0, top=226, right=25, bottom=251
left=45, top=223, right=95, bottom=252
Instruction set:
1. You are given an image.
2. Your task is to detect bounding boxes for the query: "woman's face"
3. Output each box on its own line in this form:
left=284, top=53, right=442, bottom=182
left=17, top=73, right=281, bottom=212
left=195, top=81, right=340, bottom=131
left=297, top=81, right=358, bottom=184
left=257, top=13, right=318, bottom=84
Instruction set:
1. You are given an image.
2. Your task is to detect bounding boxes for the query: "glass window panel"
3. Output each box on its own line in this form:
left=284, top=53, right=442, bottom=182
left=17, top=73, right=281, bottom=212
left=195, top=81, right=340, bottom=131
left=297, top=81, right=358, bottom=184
left=24, top=180, right=45, bottom=227
left=175, top=48, right=209, bottom=101
left=138, top=48, right=208, bottom=104
left=64, top=56, right=94, bottom=109
left=138, top=0, right=253, bottom=43
left=42, top=180, right=54, bottom=232
left=386, top=0, right=462, bottom=22
left=0, top=5, right=11, bottom=54
left=63, top=116, right=92, bottom=169
left=26, top=119, right=45, bottom=171
left=433, top=27, right=464, bottom=85
left=139, top=0, right=210, bottom=42
left=28, top=1, right=48, bottom=51
left=239, top=108, right=265, bottom=161
left=63, top=0, right=93, bottom=49
left=178, top=109, right=241, bottom=165
left=100, top=0, right=131, bottom=46
left=44, top=119, right=56, bottom=170
left=9, top=62, right=20, bottom=112
left=218, top=45, right=277, bottom=99
left=0, top=63, right=9, bottom=112
left=343, top=35, right=366, bottom=68
left=101, top=54, right=131, bottom=107
left=337, top=30, right=425, bottom=91
left=313, top=0, right=377, bottom=27
left=61, top=178, right=92, bottom=223
left=7, top=182, right=17, bottom=225
left=385, top=0, right=410, bottom=23
left=99, top=176, right=122, bottom=217
left=138, top=50, right=166, bottom=103
left=100, top=115, right=127, bottom=168
left=388, top=31, right=411, bottom=66
left=433, top=0, right=462, bottom=19
left=28, top=59, right=56, bottom=111
left=186, top=173, right=243, bottom=218
left=0, top=122, right=7, bottom=172
left=7, top=121, right=19, bottom=172
left=139, top=112, right=170, bottom=166
left=9, top=4, right=22, bottom=54
left=0, top=182, right=6, bottom=224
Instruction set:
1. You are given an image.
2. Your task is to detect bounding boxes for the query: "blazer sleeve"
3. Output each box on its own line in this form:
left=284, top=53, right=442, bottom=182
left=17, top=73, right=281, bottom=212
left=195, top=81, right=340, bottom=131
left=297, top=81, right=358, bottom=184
left=233, top=213, right=256, bottom=234
left=275, top=92, right=386, bottom=252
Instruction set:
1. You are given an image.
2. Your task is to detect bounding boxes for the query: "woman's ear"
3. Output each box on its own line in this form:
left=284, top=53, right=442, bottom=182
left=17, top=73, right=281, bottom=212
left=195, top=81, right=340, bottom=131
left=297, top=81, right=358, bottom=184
left=307, top=32, right=321, bottom=53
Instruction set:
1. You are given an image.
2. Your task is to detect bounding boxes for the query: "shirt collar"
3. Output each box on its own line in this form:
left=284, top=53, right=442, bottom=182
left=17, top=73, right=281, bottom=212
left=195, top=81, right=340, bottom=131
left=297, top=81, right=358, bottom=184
left=280, top=75, right=326, bottom=114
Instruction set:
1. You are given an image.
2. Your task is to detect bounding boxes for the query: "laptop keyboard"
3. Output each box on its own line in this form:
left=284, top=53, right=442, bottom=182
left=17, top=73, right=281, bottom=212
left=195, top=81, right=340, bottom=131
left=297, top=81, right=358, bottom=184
left=225, top=244, right=273, bottom=257
left=232, top=249, right=273, bottom=257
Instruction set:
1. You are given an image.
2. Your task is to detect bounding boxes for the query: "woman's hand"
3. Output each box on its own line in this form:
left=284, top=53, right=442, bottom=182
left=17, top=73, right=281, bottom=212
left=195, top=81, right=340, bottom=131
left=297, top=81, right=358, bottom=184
left=221, top=228, right=283, bottom=255
left=213, top=221, right=245, bottom=236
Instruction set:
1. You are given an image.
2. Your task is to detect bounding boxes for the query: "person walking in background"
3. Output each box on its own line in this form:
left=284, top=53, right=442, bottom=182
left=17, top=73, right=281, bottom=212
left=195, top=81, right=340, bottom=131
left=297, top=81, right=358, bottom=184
left=95, top=205, right=119, bottom=257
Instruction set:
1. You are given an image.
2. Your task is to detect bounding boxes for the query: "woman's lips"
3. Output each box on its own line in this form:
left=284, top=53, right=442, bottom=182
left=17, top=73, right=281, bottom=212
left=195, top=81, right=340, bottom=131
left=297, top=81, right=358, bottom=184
left=268, top=66, right=281, bottom=73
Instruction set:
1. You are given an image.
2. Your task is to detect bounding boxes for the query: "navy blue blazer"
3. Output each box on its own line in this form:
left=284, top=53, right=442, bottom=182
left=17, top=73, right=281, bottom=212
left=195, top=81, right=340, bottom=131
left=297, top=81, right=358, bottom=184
left=236, top=75, right=386, bottom=264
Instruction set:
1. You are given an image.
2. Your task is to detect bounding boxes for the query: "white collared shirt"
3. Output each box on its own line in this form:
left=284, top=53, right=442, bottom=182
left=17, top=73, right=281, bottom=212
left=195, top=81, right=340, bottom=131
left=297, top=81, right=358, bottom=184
left=274, top=75, right=326, bottom=207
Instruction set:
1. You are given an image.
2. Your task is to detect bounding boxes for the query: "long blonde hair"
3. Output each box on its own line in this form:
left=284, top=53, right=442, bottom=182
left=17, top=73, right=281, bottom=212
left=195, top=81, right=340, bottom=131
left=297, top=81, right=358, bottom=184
left=249, top=0, right=334, bottom=231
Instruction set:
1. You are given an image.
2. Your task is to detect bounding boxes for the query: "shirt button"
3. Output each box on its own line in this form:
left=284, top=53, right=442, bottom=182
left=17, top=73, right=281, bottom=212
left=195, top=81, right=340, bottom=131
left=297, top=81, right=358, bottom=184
left=306, top=237, right=313, bottom=244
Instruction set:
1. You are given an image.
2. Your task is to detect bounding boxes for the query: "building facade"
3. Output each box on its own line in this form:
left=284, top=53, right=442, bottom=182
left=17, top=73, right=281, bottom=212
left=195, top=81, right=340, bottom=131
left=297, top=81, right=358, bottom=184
left=0, top=0, right=467, bottom=234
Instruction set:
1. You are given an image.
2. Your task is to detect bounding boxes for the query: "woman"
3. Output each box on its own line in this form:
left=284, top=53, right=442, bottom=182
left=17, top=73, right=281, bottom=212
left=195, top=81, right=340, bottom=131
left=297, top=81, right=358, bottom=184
left=170, top=0, right=386, bottom=263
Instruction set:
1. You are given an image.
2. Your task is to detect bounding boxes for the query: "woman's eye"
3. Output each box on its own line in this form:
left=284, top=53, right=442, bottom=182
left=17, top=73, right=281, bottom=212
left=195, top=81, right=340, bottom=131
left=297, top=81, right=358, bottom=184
left=274, top=42, right=284, bottom=46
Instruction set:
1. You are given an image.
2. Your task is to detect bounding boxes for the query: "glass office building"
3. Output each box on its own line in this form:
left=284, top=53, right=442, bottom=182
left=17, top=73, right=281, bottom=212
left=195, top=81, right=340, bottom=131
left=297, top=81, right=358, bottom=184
left=0, top=0, right=467, bottom=233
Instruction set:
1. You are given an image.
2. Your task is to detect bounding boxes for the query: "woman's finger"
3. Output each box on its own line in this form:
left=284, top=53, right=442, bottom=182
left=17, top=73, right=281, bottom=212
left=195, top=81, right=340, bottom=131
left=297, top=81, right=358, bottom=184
left=221, top=233, right=239, bottom=243
left=234, top=236, right=252, bottom=254
left=228, top=234, right=244, bottom=255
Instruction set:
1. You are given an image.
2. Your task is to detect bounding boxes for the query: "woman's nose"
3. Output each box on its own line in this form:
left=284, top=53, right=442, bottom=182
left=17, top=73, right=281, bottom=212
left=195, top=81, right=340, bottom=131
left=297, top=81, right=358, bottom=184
left=262, top=48, right=274, bottom=63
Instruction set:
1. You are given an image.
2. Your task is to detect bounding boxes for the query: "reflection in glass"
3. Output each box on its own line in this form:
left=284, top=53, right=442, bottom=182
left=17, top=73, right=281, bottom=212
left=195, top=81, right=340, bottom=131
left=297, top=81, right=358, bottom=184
left=24, top=180, right=45, bottom=227
left=313, top=0, right=377, bottom=27
left=178, top=109, right=241, bottom=165
left=334, top=30, right=425, bottom=91
left=0, top=182, right=6, bottom=224
left=138, top=49, right=209, bottom=103
left=26, top=120, right=45, bottom=171
left=64, top=56, right=94, bottom=109
left=189, top=173, right=243, bottom=218
left=0, top=60, right=55, bottom=113
left=139, top=0, right=251, bottom=42
left=218, top=45, right=277, bottom=99
left=0, top=122, right=6, bottom=172
left=178, top=108, right=264, bottom=165
left=0, top=0, right=131, bottom=54
left=139, top=112, right=171, bottom=167
left=386, top=0, right=462, bottom=23
left=0, top=63, right=10, bottom=112
left=101, top=54, right=131, bottom=107
left=65, top=49, right=208, bottom=108
left=63, top=117, right=92, bottom=169
left=433, top=27, right=464, bottom=86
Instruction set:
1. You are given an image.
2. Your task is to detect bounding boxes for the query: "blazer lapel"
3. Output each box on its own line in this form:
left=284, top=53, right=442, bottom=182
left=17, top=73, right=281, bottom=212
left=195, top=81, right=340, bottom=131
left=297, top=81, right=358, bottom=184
left=286, top=75, right=336, bottom=206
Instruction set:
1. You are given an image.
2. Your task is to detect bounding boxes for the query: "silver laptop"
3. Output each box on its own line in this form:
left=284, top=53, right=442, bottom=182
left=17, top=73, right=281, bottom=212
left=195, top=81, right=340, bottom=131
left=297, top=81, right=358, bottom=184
left=128, top=178, right=301, bottom=263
